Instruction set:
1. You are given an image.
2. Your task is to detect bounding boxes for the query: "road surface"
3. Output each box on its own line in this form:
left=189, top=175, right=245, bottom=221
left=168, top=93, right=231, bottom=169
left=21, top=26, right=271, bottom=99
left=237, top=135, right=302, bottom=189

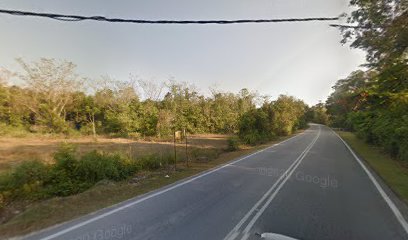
left=25, top=124, right=408, bottom=240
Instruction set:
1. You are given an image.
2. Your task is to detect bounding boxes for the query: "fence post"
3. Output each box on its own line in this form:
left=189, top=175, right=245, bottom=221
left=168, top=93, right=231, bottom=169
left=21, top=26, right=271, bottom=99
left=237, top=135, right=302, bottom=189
left=173, top=130, right=177, bottom=171
left=184, top=128, right=189, bottom=167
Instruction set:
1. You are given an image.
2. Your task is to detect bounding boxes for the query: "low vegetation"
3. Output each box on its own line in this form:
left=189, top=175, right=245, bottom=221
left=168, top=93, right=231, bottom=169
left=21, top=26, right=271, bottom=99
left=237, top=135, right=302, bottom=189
left=0, top=132, right=298, bottom=238
left=0, top=144, right=167, bottom=207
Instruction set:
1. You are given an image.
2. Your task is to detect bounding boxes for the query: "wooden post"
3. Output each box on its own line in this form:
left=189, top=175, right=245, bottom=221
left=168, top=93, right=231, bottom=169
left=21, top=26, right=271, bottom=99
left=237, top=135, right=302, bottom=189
left=173, top=130, right=177, bottom=171
left=184, top=128, right=189, bottom=167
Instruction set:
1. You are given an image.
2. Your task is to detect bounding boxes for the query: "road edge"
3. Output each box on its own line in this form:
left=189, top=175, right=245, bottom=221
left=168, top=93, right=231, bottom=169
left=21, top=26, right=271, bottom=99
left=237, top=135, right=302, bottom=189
left=332, top=129, right=408, bottom=236
left=17, top=130, right=307, bottom=240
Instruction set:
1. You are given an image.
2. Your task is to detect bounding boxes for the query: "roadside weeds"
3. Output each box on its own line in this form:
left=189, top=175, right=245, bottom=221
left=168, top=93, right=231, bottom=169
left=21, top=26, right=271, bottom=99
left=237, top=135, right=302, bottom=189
left=0, top=133, right=300, bottom=239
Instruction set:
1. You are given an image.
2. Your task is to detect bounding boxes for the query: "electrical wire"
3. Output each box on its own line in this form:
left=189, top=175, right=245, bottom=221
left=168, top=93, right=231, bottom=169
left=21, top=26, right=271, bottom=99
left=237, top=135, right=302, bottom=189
left=0, top=8, right=341, bottom=25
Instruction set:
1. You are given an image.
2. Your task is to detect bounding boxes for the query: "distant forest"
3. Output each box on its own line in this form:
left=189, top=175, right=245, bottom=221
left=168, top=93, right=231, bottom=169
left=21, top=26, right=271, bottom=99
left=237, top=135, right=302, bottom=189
left=0, top=58, right=328, bottom=144
left=0, top=0, right=406, bottom=160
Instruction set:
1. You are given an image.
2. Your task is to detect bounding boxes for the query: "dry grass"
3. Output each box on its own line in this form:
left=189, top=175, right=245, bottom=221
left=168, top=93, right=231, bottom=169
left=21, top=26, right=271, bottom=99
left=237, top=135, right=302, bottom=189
left=0, top=133, right=299, bottom=238
left=0, top=134, right=229, bottom=172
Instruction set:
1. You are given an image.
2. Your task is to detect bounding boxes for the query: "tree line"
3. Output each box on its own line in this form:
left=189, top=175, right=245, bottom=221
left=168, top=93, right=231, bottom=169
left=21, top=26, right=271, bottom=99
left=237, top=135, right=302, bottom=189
left=326, top=0, right=408, bottom=161
left=0, top=58, right=315, bottom=142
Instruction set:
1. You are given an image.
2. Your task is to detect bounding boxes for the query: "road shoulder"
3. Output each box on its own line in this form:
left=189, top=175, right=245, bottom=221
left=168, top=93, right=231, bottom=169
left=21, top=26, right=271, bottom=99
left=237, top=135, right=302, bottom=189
left=336, top=131, right=408, bottom=225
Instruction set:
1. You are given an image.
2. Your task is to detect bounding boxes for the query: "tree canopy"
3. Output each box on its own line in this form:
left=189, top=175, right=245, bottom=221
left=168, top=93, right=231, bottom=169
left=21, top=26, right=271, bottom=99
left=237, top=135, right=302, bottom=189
left=327, top=0, right=408, bottom=161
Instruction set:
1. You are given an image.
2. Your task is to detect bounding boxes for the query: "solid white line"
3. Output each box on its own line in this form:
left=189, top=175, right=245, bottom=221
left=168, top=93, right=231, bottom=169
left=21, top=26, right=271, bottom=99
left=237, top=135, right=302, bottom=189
left=223, top=145, right=307, bottom=240
left=39, top=130, right=306, bottom=240
left=334, top=131, right=408, bottom=236
left=240, top=127, right=320, bottom=240
left=223, top=127, right=319, bottom=240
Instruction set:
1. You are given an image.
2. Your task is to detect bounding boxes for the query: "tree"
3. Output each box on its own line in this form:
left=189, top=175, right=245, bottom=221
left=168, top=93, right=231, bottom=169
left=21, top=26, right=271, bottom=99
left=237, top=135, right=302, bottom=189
left=307, top=103, right=329, bottom=125
left=325, top=70, right=375, bottom=127
left=93, top=78, right=140, bottom=136
left=67, top=94, right=100, bottom=139
left=341, top=0, right=408, bottom=95
left=134, top=76, right=165, bottom=101
left=15, top=58, right=83, bottom=132
left=341, top=0, right=407, bottom=66
left=0, top=68, right=12, bottom=124
left=238, top=108, right=271, bottom=144
left=268, top=95, right=307, bottom=136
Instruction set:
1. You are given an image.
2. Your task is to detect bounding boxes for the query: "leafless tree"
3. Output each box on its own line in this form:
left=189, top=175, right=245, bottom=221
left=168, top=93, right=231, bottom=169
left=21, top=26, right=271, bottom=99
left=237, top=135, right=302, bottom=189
left=15, top=58, right=83, bottom=130
left=130, top=74, right=165, bottom=101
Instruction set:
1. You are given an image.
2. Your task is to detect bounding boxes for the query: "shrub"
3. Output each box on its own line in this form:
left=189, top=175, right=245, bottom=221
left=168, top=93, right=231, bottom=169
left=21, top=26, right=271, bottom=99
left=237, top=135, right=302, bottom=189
left=0, top=160, right=48, bottom=201
left=0, top=123, right=30, bottom=137
left=53, top=143, right=78, bottom=177
left=346, top=110, right=408, bottom=161
left=241, top=132, right=259, bottom=145
left=77, top=151, right=138, bottom=182
left=0, top=144, right=143, bottom=202
left=0, top=193, right=4, bottom=209
left=227, top=136, right=240, bottom=151
left=190, top=148, right=221, bottom=161
left=138, top=155, right=162, bottom=170
left=43, top=171, right=88, bottom=197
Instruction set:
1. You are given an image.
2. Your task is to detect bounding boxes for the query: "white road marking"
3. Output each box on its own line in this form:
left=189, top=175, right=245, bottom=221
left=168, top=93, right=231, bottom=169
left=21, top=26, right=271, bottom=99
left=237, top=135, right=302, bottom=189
left=37, top=130, right=307, bottom=240
left=265, top=150, right=276, bottom=153
left=334, top=130, right=408, bottom=236
left=240, top=129, right=320, bottom=240
left=223, top=126, right=320, bottom=240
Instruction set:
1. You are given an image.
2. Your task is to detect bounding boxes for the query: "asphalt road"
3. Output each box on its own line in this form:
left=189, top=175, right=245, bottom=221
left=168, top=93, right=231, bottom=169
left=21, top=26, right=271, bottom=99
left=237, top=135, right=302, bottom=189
left=24, top=124, right=408, bottom=240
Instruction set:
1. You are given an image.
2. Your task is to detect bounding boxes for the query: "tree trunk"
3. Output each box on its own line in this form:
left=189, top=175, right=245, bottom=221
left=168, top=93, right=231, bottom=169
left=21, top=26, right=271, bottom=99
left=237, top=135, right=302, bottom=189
left=91, top=113, right=97, bottom=141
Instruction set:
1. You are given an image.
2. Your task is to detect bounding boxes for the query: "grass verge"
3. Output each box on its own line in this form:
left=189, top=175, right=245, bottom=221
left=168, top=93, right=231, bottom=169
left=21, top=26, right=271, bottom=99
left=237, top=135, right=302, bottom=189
left=338, top=131, right=408, bottom=204
left=0, top=133, right=300, bottom=238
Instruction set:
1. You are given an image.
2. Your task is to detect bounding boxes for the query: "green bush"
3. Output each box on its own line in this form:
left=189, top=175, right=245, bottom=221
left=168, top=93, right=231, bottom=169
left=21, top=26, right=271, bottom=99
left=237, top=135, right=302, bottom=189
left=0, top=160, right=48, bottom=200
left=43, top=170, right=88, bottom=197
left=241, top=132, right=260, bottom=145
left=77, top=151, right=138, bottom=182
left=227, top=136, right=240, bottom=151
left=346, top=110, right=408, bottom=161
left=190, top=148, right=221, bottom=161
left=0, top=144, right=146, bottom=202
left=1, top=140, right=228, bottom=203
left=138, top=155, right=162, bottom=170
left=53, top=143, right=79, bottom=178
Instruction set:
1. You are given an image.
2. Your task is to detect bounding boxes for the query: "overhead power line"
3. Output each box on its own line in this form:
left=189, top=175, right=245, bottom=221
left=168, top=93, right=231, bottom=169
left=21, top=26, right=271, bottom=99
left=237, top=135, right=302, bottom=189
left=329, top=24, right=371, bottom=29
left=0, top=8, right=341, bottom=25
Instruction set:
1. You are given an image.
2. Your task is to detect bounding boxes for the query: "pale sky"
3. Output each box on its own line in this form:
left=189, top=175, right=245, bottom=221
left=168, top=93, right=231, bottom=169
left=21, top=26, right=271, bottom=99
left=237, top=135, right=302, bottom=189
left=0, top=0, right=366, bottom=105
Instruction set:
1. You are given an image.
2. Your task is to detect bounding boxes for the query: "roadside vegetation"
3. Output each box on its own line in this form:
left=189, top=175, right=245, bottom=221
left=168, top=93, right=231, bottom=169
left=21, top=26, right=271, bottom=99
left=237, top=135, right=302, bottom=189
left=325, top=0, right=408, bottom=207
left=0, top=58, right=307, bottom=140
left=1, top=0, right=405, bottom=236
left=0, top=133, right=300, bottom=237
left=0, top=52, right=316, bottom=236
left=326, top=0, right=407, bottom=162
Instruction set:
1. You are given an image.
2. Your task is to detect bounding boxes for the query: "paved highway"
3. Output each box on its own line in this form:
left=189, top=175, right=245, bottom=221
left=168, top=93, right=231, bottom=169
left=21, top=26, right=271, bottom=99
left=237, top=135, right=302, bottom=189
left=25, top=124, right=408, bottom=240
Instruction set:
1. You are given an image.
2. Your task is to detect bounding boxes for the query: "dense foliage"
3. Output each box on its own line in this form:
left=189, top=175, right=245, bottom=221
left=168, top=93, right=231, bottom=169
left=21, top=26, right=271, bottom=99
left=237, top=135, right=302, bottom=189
left=0, top=59, right=312, bottom=141
left=238, top=95, right=308, bottom=144
left=327, top=0, right=408, bottom=161
left=0, top=58, right=316, bottom=208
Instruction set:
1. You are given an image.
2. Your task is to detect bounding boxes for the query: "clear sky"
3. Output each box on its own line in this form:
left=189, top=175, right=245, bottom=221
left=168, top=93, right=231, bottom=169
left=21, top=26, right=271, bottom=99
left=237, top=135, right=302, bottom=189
left=0, top=0, right=366, bottom=105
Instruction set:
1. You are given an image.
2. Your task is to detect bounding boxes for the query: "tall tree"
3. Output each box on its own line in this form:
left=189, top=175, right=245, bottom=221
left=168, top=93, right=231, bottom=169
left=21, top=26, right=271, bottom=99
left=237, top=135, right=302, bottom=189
left=15, top=58, right=83, bottom=132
